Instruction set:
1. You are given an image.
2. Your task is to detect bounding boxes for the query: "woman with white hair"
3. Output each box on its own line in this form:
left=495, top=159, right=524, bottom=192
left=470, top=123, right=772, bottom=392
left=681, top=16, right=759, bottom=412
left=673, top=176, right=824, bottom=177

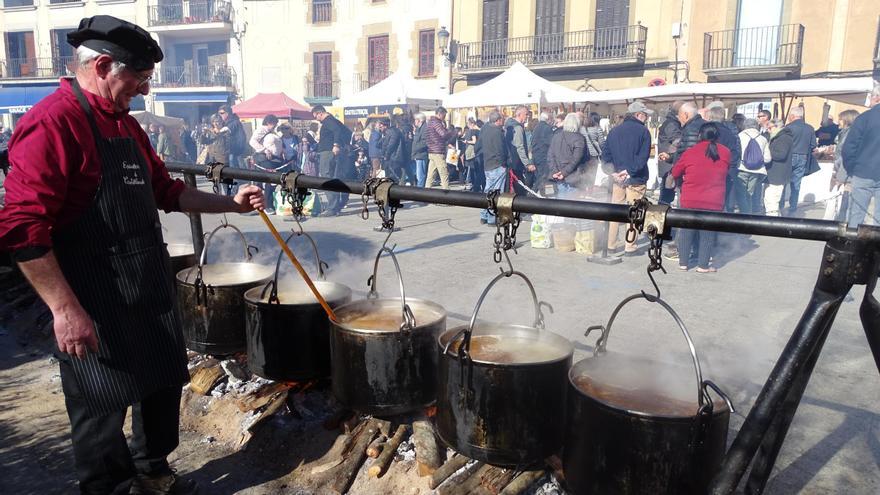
left=546, top=113, right=586, bottom=195
left=735, top=117, right=771, bottom=214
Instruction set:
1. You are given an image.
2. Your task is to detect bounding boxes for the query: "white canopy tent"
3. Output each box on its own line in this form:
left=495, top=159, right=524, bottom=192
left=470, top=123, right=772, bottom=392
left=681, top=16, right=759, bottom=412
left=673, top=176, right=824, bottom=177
left=568, top=77, right=876, bottom=107
left=443, top=61, right=583, bottom=108
left=332, top=72, right=446, bottom=108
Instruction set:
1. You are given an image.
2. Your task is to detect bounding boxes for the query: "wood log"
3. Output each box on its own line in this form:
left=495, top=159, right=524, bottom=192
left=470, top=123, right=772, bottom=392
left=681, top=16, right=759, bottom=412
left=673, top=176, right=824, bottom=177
left=480, top=466, right=517, bottom=495
left=328, top=418, right=380, bottom=494
left=411, top=419, right=443, bottom=476
left=366, top=434, right=387, bottom=458
left=368, top=424, right=408, bottom=478
left=498, top=469, right=545, bottom=495
left=442, top=463, right=493, bottom=495
left=189, top=365, right=225, bottom=395
left=233, top=382, right=290, bottom=412
left=375, top=418, right=392, bottom=438
left=429, top=454, right=471, bottom=489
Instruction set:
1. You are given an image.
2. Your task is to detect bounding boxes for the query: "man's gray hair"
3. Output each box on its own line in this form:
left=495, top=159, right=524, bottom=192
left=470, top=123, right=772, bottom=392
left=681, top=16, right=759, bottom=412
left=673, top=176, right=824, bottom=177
left=707, top=106, right=725, bottom=122
left=77, top=45, right=127, bottom=76
left=562, top=113, right=581, bottom=133
left=413, top=112, right=426, bottom=122
left=514, top=105, right=529, bottom=117
left=870, top=83, right=880, bottom=99
left=539, top=112, right=549, bottom=122
left=789, top=106, right=805, bottom=119
left=488, top=110, right=502, bottom=123
left=743, top=118, right=760, bottom=130
left=680, top=102, right=697, bottom=116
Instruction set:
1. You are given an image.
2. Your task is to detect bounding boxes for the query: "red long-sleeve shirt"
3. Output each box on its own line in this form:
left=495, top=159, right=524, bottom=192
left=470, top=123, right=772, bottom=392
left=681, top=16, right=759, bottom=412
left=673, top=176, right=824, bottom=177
left=670, top=140, right=731, bottom=211
left=0, top=78, right=186, bottom=257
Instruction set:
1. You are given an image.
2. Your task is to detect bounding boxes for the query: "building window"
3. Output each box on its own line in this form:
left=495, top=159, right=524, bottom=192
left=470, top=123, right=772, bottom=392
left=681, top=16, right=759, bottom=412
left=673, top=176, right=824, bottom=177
left=51, top=28, right=77, bottom=76
left=368, top=35, right=389, bottom=86
left=312, top=0, right=332, bottom=23
left=482, top=0, right=509, bottom=65
left=3, top=0, right=34, bottom=7
left=49, top=0, right=82, bottom=4
left=5, top=31, right=35, bottom=77
left=417, top=29, right=435, bottom=77
left=313, top=51, right=333, bottom=97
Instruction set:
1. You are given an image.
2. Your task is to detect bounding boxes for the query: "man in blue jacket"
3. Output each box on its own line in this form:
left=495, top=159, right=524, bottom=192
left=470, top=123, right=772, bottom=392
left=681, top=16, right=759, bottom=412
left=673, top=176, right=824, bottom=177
left=601, top=101, right=653, bottom=255
left=842, top=84, right=880, bottom=227
left=783, top=106, right=818, bottom=216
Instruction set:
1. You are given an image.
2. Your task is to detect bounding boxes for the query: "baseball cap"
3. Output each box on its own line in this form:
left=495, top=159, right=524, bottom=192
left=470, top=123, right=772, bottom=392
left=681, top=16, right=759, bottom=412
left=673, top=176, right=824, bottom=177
left=627, top=101, right=654, bottom=115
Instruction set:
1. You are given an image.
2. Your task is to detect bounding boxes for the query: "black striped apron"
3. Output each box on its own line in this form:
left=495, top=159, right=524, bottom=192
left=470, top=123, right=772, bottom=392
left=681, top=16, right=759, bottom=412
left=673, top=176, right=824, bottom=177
left=52, top=80, right=189, bottom=417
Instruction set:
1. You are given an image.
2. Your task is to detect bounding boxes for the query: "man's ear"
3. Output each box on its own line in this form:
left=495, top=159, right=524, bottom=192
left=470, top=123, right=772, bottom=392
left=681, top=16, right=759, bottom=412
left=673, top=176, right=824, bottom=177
left=93, top=55, right=115, bottom=79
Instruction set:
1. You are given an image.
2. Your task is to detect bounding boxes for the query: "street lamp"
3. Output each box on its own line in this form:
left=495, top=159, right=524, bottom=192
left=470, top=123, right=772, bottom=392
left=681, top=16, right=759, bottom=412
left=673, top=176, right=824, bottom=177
left=437, top=26, right=450, bottom=60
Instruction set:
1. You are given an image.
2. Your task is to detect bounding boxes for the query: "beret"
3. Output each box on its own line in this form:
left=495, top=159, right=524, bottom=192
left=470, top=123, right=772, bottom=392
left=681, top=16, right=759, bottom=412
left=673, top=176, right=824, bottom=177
left=67, top=15, right=163, bottom=71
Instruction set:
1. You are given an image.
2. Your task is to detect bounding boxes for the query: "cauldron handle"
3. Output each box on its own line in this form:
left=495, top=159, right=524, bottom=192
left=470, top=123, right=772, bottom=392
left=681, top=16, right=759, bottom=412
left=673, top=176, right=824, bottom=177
left=184, top=222, right=251, bottom=286
left=367, top=247, right=416, bottom=332
left=447, top=270, right=544, bottom=360
left=264, top=229, right=329, bottom=303
left=592, top=293, right=722, bottom=410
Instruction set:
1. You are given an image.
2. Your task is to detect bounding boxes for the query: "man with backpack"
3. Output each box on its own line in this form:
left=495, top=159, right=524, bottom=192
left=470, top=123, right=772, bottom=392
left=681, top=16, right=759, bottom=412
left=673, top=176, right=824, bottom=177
left=735, top=118, right=772, bottom=214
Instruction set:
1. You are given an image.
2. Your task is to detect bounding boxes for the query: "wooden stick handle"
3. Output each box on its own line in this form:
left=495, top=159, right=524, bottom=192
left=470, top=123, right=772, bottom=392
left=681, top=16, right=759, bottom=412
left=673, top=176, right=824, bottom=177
left=258, top=210, right=338, bottom=322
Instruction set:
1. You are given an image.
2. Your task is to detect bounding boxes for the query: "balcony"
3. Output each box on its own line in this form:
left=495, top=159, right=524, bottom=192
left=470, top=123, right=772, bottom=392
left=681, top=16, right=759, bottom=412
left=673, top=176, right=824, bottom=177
left=0, top=56, right=76, bottom=80
left=304, top=76, right=339, bottom=104
left=353, top=73, right=374, bottom=93
left=703, top=24, right=804, bottom=81
left=312, top=0, right=331, bottom=23
left=153, top=64, right=236, bottom=89
left=147, top=1, right=233, bottom=32
left=456, top=25, right=647, bottom=75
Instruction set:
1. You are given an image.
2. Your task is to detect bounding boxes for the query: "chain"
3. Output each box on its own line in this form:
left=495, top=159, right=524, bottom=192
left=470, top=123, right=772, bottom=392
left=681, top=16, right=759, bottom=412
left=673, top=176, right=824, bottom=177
left=487, top=190, right=521, bottom=264
left=646, top=226, right=665, bottom=274
left=625, top=197, right=649, bottom=244
left=360, top=177, right=398, bottom=230
left=361, top=177, right=382, bottom=220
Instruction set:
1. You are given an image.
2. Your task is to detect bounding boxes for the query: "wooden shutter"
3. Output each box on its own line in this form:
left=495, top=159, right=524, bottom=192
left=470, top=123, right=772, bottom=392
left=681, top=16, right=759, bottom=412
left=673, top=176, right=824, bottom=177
left=481, top=0, right=509, bottom=67
left=418, top=30, right=434, bottom=76
left=535, top=0, right=565, bottom=62
left=313, top=51, right=332, bottom=97
left=594, top=0, right=629, bottom=58
left=368, top=35, right=389, bottom=86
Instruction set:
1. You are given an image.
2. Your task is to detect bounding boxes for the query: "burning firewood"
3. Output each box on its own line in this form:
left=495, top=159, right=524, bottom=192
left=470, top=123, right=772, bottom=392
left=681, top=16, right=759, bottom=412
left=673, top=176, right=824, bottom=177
left=189, top=365, right=225, bottom=395
left=411, top=419, right=443, bottom=476
left=233, top=382, right=290, bottom=412
left=429, top=454, right=470, bottom=489
left=328, top=418, right=380, bottom=494
left=480, top=466, right=517, bottom=495
left=440, top=463, right=493, bottom=495
left=498, top=469, right=545, bottom=495
left=368, top=424, right=409, bottom=478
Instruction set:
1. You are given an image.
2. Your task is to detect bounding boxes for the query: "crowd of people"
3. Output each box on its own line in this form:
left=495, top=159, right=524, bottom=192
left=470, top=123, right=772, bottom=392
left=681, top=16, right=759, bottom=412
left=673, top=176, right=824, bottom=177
left=134, top=84, right=880, bottom=269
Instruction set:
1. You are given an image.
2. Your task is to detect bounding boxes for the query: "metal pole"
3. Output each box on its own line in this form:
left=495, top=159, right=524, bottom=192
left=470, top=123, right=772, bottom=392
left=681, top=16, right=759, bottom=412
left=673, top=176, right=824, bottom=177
left=859, top=253, right=880, bottom=374
left=163, top=163, right=879, bottom=244
left=709, top=238, right=857, bottom=494
left=182, top=172, right=205, bottom=256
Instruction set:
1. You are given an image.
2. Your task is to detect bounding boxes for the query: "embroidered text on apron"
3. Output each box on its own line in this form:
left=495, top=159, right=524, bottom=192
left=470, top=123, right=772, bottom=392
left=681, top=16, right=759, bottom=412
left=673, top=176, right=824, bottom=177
left=52, top=80, right=189, bottom=416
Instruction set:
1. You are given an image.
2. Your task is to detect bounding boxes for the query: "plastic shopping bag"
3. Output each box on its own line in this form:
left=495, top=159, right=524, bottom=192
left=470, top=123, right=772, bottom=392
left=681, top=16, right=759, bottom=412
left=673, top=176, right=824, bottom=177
left=530, top=215, right=552, bottom=249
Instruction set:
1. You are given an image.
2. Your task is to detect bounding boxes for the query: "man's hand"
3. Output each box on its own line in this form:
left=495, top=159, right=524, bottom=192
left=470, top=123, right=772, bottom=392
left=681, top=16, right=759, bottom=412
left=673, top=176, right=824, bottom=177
left=552, top=172, right=563, bottom=180
left=658, top=152, right=670, bottom=162
left=233, top=184, right=265, bottom=213
left=53, top=302, right=99, bottom=359
left=526, top=164, right=537, bottom=172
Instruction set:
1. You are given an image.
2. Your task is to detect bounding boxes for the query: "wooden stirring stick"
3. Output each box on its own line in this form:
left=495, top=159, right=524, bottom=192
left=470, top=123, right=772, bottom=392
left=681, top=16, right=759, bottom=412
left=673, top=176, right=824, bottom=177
left=258, top=210, right=339, bottom=322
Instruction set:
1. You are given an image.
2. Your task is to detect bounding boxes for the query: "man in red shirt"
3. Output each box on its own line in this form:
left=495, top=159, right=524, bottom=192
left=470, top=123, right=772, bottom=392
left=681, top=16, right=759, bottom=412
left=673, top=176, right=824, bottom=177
left=0, top=15, right=263, bottom=494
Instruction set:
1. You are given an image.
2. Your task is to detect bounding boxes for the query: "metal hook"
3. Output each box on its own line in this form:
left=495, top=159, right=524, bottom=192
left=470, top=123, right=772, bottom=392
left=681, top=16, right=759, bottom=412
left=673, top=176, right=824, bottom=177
left=292, top=217, right=304, bottom=235
left=642, top=265, right=665, bottom=302
left=497, top=249, right=515, bottom=276
left=220, top=213, right=229, bottom=228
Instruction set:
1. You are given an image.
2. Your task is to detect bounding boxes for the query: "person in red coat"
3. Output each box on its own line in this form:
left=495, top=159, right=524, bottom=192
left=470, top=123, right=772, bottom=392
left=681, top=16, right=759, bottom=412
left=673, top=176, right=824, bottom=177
left=670, top=123, right=731, bottom=272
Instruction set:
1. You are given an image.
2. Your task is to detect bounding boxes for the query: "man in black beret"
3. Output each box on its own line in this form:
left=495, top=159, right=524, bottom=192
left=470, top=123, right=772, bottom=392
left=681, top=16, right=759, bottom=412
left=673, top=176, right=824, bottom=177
left=2, top=14, right=265, bottom=495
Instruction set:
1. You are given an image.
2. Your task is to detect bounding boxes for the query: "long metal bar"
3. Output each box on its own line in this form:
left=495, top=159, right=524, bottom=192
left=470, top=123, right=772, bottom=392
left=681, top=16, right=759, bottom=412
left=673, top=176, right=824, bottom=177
left=709, top=238, right=858, bottom=494
left=165, top=163, right=877, bottom=244
left=182, top=172, right=204, bottom=256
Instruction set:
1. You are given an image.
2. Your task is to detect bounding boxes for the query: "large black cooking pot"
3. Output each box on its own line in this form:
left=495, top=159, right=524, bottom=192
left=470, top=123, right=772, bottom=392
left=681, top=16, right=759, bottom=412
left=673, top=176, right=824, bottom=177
left=176, top=223, right=273, bottom=355
left=437, top=270, right=573, bottom=467
left=244, top=229, right=351, bottom=381
left=330, top=246, right=446, bottom=415
left=563, top=293, right=735, bottom=495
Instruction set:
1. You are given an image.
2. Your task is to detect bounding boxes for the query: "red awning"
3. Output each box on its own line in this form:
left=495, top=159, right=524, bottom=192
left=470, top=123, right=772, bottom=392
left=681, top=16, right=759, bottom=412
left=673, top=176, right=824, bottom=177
left=232, top=92, right=313, bottom=120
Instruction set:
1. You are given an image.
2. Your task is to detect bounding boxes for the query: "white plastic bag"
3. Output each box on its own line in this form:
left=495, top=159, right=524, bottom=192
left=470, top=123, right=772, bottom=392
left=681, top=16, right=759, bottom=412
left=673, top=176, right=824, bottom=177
left=530, top=215, right=552, bottom=249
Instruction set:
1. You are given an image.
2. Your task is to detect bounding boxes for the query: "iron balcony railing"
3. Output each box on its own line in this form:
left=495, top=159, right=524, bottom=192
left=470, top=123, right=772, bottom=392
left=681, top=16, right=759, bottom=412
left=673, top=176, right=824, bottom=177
left=0, top=56, right=76, bottom=79
left=456, top=24, right=647, bottom=71
left=305, top=77, right=339, bottom=99
left=153, top=64, right=236, bottom=88
left=147, top=1, right=233, bottom=27
left=312, top=0, right=332, bottom=23
left=353, top=73, right=374, bottom=93
left=703, top=24, right=804, bottom=71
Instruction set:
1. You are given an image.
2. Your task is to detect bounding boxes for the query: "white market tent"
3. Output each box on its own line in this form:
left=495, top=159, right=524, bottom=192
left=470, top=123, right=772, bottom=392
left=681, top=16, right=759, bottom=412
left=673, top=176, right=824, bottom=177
left=443, top=61, right=583, bottom=108
left=332, top=72, right=446, bottom=108
left=568, top=77, right=876, bottom=108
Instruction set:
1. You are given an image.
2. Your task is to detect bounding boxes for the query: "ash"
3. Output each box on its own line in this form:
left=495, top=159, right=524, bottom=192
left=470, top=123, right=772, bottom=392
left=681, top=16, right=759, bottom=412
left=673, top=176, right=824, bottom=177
left=528, top=474, right=566, bottom=495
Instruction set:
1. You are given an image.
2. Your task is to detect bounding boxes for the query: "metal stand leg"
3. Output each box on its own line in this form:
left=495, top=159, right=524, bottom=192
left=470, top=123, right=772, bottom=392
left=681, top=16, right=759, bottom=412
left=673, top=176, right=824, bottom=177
left=183, top=173, right=205, bottom=256
left=710, top=238, right=859, bottom=494
left=859, top=253, right=880, bottom=374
